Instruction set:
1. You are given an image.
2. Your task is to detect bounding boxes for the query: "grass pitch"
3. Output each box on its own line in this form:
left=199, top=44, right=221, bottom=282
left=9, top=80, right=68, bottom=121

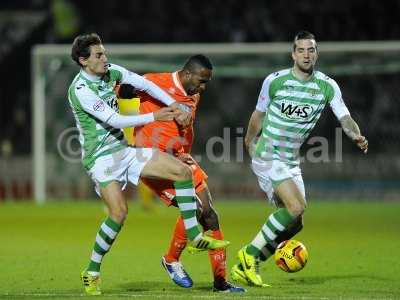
left=0, top=200, right=399, bottom=300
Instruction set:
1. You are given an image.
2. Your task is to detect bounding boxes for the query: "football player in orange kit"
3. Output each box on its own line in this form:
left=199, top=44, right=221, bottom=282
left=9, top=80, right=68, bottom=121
left=124, top=55, right=245, bottom=293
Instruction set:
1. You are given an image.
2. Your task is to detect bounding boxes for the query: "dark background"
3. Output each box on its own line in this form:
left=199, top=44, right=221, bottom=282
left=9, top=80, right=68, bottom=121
left=1, top=0, right=399, bottom=199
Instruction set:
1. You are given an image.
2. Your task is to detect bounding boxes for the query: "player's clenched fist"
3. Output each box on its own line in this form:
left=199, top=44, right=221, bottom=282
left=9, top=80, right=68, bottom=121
left=355, top=135, right=368, bottom=154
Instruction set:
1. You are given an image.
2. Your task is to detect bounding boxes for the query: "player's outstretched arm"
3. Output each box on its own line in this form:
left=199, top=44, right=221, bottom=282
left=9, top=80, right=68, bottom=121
left=108, top=107, right=177, bottom=128
left=72, top=84, right=177, bottom=129
left=245, top=109, right=264, bottom=153
left=115, top=64, right=176, bottom=106
left=117, top=81, right=191, bottom=126
left=339, top=115, right=368, bottom=154
left=328, top=79, right=368, bottom=154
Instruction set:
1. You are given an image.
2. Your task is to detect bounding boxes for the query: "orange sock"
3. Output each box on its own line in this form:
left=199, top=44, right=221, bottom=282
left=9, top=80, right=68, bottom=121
left=164, top=216, right=187, bottom=263
left=208, top=229, right=226, bottom=283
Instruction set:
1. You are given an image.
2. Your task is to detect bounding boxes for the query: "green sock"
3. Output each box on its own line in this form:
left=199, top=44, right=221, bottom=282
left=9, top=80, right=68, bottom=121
left=174, top=180, right=202, bottom=241
left=247, top=208, right=295, bottom=257
left=246, top=244, right=262, bottom=257
left=87, top=217, right=122, bottom=273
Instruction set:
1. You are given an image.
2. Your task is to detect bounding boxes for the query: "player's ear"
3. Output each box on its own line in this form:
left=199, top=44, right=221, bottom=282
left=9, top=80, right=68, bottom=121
left=291, top=51, right=296, bottom=61
left=79, top=56, right=88, bottom=67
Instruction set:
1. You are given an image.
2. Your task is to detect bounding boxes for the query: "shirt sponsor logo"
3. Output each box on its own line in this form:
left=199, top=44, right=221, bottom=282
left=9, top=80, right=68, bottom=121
left=93, top=100, right=105, bottom=112
left=104, top=95, right=118, bottom=111
left=280, top=101, right=314, bottom=120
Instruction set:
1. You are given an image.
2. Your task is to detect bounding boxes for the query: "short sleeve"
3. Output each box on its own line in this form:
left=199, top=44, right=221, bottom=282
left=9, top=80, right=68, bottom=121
left=255, top=75, right=273, bottom=112
left=328, top=79, right=350, bottom=120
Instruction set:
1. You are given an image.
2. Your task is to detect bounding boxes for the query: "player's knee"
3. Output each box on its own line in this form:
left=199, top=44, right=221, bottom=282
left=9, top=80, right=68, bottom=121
left=109, top=206, right=128, bottom=224
left=173, top=163, right=192, bottom=181
left=292, top=206, right=305, bottom=217
left=287, top=200, right=305, bottom=217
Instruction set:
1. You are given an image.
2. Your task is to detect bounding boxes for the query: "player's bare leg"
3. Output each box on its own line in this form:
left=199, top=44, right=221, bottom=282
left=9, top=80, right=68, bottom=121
left=140, top=151, right=191, bottom=182
left=101, top=182, right=129, bottom=224
left=82, top=181, right=128, bottom=295
left=274, top=180, right=306, bottom=218
left=194, top=186, right=245, bottom=292
left=196, top=187, right=218, bottom=230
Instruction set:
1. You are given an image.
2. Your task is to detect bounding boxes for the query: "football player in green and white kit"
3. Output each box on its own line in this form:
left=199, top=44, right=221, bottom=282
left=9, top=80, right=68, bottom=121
left=231, top=31, right=368, bottom=287
left=68, top=33, right=229, bottom=295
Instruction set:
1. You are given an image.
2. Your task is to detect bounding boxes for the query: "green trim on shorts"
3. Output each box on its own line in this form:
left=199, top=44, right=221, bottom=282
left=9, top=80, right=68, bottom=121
left=271, top=176, right=292, bottom=188
left=99, top=180, right=113, bottom=188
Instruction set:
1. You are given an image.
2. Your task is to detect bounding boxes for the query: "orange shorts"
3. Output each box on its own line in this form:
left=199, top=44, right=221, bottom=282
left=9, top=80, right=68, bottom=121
left=140, top=154, right=208, bottom=206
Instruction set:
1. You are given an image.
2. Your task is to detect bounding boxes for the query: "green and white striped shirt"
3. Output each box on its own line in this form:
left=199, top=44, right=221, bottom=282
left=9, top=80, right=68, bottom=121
left=68, top=63, right=175, bottom=170
left=255, top=68, right=350, bottom=166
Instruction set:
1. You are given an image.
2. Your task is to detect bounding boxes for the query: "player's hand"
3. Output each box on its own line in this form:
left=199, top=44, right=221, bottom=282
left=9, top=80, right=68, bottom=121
left=153, top=107, right=178, bottom=121
left=169, top=103, right=192, bottom=127
left=175, top=111, right=192, bottom=127
left=176, top=153, right=195, bottom=165
left=245, top=136, right=258, bottom=157
left=354, top=135, right=368, bottom=154
left=169, top=102, right=180, bottom=110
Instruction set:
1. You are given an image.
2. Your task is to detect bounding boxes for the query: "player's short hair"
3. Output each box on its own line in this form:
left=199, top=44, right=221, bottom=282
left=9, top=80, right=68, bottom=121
left=293, top=30, right=316, bottom=51
left=183, top=54, right=213, bottom=72
left=71, top=33, right=102, bottom=67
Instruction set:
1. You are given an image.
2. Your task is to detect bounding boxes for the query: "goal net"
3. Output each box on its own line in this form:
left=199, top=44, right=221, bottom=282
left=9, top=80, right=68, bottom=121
left=32, top=42, right=400, bottom=202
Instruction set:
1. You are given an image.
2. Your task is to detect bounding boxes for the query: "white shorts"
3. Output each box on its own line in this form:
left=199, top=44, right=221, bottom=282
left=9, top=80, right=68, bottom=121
left=87, top=147, right=155, bottom=196
left=251, top=157, right=306, bottom=206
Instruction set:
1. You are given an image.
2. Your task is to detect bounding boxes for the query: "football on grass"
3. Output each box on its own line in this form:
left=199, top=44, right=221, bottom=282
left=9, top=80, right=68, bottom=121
left=274, top=240, right=308, bottom=272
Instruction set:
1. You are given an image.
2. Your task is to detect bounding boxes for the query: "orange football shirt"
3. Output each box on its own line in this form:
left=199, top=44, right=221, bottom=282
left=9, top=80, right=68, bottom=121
left=134, top=72, right=199, bottom=154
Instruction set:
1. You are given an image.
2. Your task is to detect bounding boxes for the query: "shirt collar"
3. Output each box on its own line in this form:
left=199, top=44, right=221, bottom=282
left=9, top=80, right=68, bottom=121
left=172, top=71, right=187, bottom=96
left=80, top=69, right=102, bottom=82
left=291, top=68, right=315, bottom=83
